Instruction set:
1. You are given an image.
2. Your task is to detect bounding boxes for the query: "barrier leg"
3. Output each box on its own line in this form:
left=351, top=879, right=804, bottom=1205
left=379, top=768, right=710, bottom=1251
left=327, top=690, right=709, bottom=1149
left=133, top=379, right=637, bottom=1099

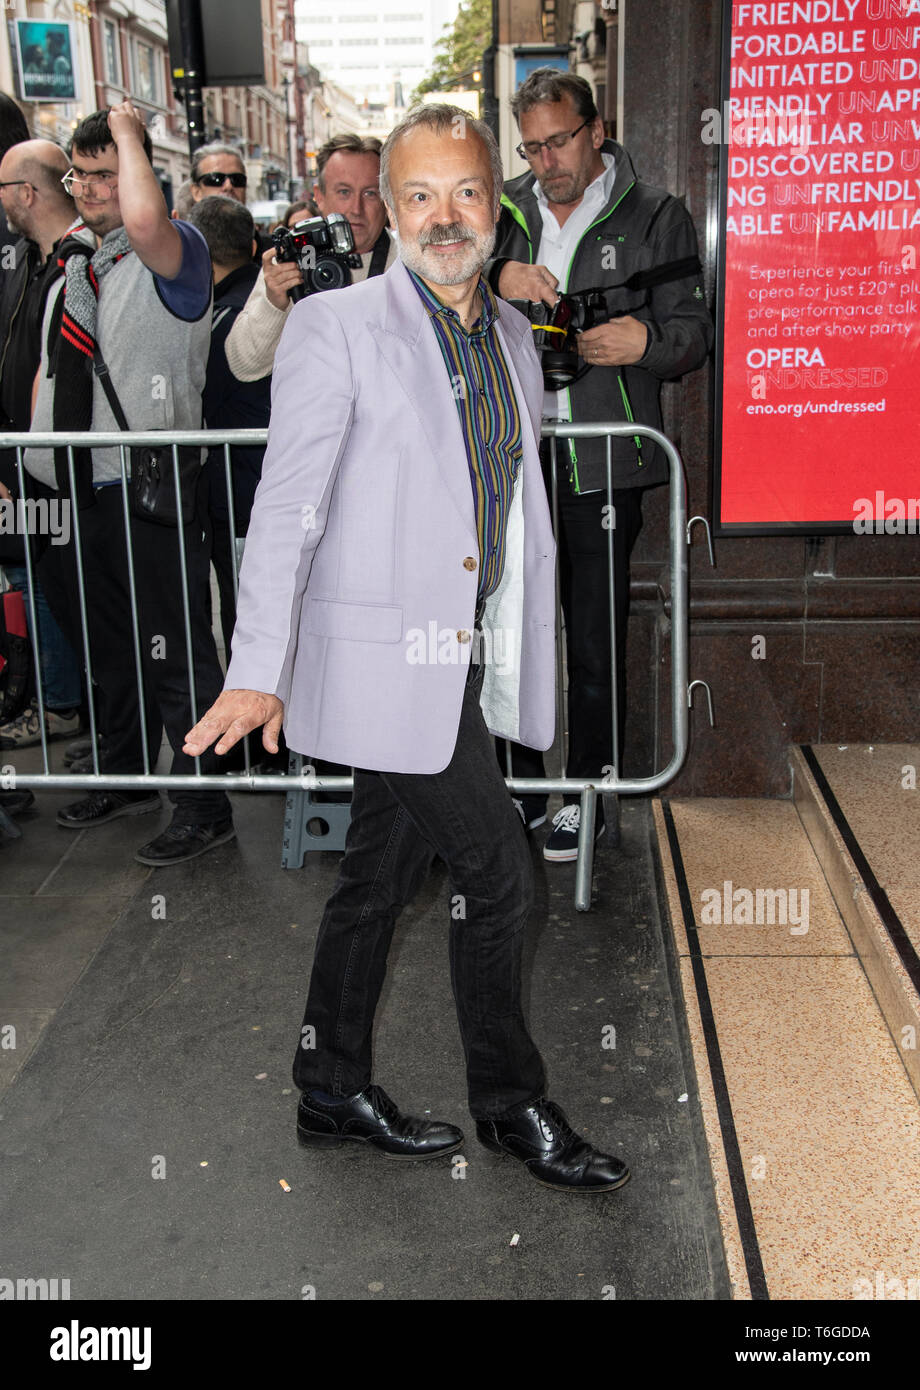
left=574, top=784, right=597, bottom=913
left=603, top=790, right=622, bottom=848
left=282, top=752, right=351, bottom=867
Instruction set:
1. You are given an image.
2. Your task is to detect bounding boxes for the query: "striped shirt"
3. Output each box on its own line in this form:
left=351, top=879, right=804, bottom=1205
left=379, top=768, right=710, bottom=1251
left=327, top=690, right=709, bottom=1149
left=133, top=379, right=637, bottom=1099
left=408, top=270, right=523, bottom=601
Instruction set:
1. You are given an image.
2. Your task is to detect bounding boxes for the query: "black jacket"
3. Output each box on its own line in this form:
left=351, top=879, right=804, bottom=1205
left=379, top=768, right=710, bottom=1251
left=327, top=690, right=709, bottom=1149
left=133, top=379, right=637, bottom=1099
left=203, top=261, right=272, bottom=534
left=0, top=236, right=62, bottom=564
left=488, top=140, right=713, bottom=492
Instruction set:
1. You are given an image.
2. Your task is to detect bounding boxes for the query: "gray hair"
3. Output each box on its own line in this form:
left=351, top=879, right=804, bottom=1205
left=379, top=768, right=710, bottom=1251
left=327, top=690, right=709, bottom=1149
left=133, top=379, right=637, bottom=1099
left=509, top=68, right=598, bottom=126
left=190, top=141, right=245, bottom=183
left=186, top=194, right=254, bottom=266
left=379, top=104, right=503, bottom=215
left=172, top=179, right=196, bottom=219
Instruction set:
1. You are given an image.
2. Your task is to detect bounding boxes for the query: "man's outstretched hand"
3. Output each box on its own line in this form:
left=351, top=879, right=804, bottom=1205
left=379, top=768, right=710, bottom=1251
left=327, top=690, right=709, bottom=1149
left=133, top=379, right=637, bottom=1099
left=184, top=690, right=284, bottom=758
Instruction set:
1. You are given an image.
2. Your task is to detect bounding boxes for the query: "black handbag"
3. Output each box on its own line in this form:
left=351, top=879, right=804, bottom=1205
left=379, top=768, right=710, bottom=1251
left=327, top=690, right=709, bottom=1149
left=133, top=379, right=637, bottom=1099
left=92, top=349, right=202, bottom=527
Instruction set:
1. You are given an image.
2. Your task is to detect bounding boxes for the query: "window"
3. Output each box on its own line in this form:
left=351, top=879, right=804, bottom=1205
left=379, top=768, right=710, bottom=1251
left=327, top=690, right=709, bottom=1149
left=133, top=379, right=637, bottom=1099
left=339, top=13, right=377, bottom=20
left=103, top=20, right=120, bottom=86
left=339, top=37, right=379, bottom=46
left=385, top=13, right=424, bottom=19
left=133, top=40, right=158, bottom=104
left=384, top=36, right=424, bottom=44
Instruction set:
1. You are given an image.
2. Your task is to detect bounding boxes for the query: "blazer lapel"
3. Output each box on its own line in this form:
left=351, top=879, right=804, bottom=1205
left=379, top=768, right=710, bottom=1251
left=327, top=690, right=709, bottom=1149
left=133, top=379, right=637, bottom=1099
left=369, top=260, right=477, bottom=538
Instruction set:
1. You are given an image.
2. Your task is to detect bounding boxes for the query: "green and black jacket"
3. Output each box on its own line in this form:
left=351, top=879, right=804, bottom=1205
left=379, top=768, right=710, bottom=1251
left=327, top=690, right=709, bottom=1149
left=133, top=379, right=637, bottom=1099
left=487, top=139, right=713, bottom=493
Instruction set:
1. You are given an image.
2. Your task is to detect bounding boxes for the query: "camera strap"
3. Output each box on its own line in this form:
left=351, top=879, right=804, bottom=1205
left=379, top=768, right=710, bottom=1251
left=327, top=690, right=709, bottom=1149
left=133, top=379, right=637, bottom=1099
left=368, top=228, right=391, bottom=278
left=92, top=345, right=132, bottom=433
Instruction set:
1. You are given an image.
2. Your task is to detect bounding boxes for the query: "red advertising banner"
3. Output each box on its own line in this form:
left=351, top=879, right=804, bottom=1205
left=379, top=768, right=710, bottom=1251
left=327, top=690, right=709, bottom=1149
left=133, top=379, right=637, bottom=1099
left=715, top=0, right=920, bottom=532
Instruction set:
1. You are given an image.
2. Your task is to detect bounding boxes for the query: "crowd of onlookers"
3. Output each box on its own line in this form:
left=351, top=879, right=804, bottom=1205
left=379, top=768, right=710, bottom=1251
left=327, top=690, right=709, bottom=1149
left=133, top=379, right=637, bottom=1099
left=0, top=89, right=384, bottom=862
left=0, top=67, right=712, bottom=868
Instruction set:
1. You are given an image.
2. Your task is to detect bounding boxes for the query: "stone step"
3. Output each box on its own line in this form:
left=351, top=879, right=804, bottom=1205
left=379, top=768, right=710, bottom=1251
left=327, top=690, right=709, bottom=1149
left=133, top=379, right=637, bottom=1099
left=653, top=793, right=920, bottom=1300
left=792, top=743, right=920, bottom=1105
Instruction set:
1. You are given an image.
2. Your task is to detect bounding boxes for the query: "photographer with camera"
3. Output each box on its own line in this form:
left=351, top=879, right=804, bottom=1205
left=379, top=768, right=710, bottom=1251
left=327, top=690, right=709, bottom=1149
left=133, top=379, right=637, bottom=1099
left=490, top=68, right=712, bottom=861
left=224, top=133, right=396, bottom=383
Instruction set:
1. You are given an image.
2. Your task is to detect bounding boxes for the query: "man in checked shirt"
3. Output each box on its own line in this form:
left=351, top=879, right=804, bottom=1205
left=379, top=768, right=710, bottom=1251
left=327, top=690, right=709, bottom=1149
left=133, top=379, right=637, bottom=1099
left=185, top=105, right=630, bottom=1195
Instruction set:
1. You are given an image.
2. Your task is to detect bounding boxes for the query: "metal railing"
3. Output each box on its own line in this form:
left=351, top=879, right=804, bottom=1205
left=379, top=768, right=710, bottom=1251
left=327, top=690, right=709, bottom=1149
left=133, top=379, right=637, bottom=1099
left=0, top=423, right=708, bottom=907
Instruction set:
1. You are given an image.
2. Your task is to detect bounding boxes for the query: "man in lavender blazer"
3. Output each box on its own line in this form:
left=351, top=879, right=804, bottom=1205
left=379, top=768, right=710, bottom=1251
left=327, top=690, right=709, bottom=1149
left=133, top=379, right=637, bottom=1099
left=186, top=106, right=630, bottom=1194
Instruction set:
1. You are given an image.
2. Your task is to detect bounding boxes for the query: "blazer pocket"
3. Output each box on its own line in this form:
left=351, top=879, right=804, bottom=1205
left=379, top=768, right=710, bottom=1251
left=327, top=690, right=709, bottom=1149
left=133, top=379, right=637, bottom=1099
left=303, top=596, right=404, bottom=644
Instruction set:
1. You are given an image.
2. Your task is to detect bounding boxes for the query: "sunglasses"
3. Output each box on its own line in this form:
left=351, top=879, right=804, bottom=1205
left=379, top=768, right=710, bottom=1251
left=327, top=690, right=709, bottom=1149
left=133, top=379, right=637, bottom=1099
left=196, top=171, right=247, bottom=189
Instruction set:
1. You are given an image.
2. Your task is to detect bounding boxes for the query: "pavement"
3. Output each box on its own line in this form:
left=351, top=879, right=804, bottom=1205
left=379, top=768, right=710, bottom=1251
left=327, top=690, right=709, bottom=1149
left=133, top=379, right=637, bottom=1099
left=0, top=776, right=730, bottom=1302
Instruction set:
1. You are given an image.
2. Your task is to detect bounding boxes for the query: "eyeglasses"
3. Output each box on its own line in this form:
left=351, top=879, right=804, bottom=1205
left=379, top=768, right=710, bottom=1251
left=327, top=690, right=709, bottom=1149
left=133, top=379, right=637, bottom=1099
left=62, top=170, right=117, bottom=197
left=0, top=180, right=36, bottom=192
left=196, top=171, right=247, bottom=189
left=516, top=120, right=591, bottom=161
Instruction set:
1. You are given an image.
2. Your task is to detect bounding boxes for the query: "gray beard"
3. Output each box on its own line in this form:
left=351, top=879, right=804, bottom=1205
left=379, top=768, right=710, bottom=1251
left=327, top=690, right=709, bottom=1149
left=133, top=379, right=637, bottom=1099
left=394, top=225, right=496, bottom=287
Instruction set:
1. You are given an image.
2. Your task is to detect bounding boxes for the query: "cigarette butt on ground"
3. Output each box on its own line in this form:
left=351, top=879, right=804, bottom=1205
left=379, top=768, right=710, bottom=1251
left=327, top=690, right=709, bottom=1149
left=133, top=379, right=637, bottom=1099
left=279, top=1179, right=291, bottom=1193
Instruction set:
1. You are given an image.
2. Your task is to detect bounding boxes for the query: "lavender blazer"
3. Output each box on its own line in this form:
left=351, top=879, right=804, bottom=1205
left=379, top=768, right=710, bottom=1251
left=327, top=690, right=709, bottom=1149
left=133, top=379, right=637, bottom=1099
left=224, top=257, right=556, bottom=774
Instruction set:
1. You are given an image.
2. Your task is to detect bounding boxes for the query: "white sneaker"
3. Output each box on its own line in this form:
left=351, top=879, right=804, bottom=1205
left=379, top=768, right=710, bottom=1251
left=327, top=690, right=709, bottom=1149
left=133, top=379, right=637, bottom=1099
left=542, top=802, right=606, bottom=863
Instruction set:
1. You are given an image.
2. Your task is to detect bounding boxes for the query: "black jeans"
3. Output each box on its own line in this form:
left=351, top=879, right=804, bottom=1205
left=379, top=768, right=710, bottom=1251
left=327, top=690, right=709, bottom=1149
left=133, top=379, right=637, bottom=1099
left=500, top=472, right=644, bottom=802
left=39, top=484, right=231, bottom=824
left=292, top=658, right=547, bottom=1119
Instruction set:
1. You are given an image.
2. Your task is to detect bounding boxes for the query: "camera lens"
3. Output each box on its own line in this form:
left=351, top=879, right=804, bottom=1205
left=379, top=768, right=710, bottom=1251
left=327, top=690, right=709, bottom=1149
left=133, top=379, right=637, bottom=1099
left=312, top=258, right=348, bottom=292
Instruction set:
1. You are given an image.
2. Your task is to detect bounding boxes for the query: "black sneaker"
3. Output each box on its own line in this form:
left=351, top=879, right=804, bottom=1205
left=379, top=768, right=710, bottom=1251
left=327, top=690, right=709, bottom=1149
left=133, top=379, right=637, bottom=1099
left=543, top=802, right=605, bottom=863
left=57, top=790, right=162, bottom=828
left=0, top=790, right=35, bottom=817
left=134, top=818, right=235, bottom=866
left=512, top=796, right=548, bottom=831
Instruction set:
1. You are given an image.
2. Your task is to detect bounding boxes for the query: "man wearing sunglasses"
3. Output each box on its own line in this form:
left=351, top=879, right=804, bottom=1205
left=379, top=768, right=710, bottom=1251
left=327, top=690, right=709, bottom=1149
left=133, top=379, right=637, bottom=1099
left=489, top=68, right=712, bottom=861
left=189, top=144, right=248, bottom=206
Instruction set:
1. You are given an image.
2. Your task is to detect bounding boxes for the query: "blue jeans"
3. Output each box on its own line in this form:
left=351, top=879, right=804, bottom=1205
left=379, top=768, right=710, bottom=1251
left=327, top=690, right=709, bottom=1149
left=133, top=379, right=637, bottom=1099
left=292, top=659, right=547, bottom=1118
left=3, top=565, right=81, bottom=712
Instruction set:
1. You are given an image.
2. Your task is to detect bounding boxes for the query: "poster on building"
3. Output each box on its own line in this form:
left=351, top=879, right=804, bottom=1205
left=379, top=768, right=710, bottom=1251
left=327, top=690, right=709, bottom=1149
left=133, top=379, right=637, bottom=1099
left=13, top=21, right=77, bottom=103
left=714, top=0, right=920, bottom=534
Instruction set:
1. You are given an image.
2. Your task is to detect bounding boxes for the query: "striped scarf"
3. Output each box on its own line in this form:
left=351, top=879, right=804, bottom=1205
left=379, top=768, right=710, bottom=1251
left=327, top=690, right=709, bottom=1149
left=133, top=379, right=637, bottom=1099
left=50, top=225, right=131, bottom=504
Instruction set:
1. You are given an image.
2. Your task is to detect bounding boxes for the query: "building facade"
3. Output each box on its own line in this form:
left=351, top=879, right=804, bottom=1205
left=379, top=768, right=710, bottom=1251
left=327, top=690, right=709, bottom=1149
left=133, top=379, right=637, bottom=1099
left=294, top=0, right=460, bottom=111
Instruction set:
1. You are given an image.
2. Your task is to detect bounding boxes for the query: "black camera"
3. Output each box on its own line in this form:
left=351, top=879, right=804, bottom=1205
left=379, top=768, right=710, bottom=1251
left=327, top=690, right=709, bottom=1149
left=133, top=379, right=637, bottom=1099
left=272, top=212, right=362, bottom=303
left=530, top=289, right=611, bottom=390
left=527, top=256, right=704, bottom=390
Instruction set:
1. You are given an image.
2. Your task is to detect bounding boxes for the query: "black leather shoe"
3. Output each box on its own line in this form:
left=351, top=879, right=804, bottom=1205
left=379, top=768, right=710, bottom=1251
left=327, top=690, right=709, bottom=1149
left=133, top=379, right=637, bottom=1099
left=134, top=818, right=235, bottom=865
left=57, top=790, right=161, bottom=828
left=476, top=1099, right=630, bottom=1193
left=297, top=1084, right=464, bottom=1160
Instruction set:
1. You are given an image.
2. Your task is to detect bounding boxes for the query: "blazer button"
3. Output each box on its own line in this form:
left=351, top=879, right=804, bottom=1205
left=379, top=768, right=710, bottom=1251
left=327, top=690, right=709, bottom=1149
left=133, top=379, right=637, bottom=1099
left=457, top=630, right=471, bottom=643
left=463, top=556, right=477, bottom=571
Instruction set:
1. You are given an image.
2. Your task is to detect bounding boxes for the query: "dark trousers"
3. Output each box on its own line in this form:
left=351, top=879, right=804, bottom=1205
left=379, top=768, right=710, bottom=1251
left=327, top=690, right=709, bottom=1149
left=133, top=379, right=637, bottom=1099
left=208, top=517, right=239, bottom=659
left=292, top=659, right=547, bottom=1118
left=501, top=470, right=644, bottom=801
left=39, top=484, right=231, bottom=824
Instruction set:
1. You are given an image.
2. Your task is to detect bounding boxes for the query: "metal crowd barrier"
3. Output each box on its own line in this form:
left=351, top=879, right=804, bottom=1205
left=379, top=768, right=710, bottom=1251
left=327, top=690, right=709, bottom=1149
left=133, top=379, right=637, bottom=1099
left=0, top=424, right=709, bottom=909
